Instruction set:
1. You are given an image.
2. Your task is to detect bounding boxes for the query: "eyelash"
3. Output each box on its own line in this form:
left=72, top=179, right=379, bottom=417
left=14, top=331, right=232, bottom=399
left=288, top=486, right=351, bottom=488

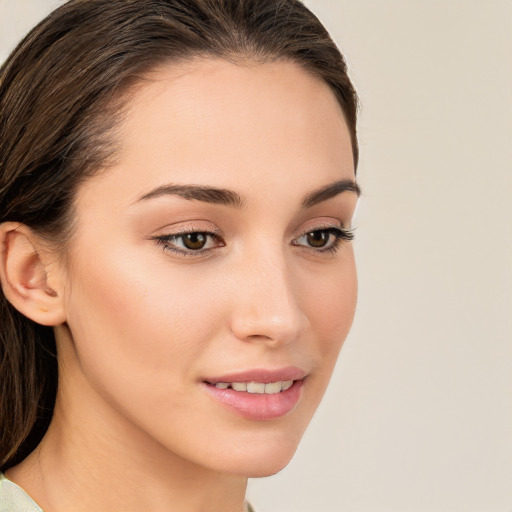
left=152, top=229, right=224, bottom=258
left=292, top=225, right=354, bottom=255
left=152, top=225, right=354, bottom=257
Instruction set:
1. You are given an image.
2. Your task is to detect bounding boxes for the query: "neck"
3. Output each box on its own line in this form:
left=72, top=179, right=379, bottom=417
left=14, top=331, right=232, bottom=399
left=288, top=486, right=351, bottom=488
left=8, top=329, right=248, bottom=512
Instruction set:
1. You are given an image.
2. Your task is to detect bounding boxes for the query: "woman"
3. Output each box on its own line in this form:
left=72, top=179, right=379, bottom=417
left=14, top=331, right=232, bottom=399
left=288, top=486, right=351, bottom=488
left=0, top=1, right=359, bottom=510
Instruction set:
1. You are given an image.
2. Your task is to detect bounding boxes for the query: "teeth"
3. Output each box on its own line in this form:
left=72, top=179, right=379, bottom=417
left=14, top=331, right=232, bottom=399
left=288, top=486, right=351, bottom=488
left=247, top=382, right=265, bottom=394
left=231, top=382, right=247, bottom=392
left=264, top=381, right=282, bottom=394
left=213, top=380, right=295, bottom=394
left=281, top=380, right=293, bottom=391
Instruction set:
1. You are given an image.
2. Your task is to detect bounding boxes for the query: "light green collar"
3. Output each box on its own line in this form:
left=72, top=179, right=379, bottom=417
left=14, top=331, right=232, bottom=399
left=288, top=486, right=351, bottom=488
left=0, top=472, right=43, bottom=512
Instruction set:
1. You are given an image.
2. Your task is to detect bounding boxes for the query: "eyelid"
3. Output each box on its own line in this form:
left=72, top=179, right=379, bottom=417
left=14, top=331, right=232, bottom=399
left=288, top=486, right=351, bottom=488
left=159, top=225, right=222, bottom=238
left=149, top=220, right=221, bottom=236
left=295, top=221, right=354, bottom=240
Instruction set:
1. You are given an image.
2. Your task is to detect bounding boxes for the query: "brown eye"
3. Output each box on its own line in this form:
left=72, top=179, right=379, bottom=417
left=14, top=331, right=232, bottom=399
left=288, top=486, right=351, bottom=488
left=154, top=230, right=223, bottom=255
left=182, top=232, right=207, bottom=250
left=292, top=226, right=353, bottom=253
left=306, top=230, right=330, bottom=248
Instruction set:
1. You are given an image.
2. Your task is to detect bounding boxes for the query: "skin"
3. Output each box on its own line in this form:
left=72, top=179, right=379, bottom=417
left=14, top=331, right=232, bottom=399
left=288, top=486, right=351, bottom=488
left=6, top=58, right=358, bottom=512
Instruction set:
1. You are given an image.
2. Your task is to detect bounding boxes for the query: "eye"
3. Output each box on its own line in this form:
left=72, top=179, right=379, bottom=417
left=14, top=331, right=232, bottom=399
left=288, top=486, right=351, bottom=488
left=153, top=230, right=224, bottom=256
left=180, top=232, right=209, bottom=250
left=304, top=231, right=332, bottom=248
left=292, top=226, right=354, bottom=253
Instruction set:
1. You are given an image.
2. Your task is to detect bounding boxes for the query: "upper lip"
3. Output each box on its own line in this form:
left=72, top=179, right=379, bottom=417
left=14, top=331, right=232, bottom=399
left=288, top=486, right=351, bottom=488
left=204, top=366, right=307, bottom=384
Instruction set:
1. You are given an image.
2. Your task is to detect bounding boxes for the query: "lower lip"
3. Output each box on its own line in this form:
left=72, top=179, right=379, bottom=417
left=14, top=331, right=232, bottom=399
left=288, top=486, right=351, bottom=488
left=203, top=380, right=303, bottom=421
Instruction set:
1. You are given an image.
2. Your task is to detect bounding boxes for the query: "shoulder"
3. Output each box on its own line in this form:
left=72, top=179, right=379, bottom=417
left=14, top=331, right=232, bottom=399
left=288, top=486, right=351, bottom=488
left=0, top=473, right=43, bottom=512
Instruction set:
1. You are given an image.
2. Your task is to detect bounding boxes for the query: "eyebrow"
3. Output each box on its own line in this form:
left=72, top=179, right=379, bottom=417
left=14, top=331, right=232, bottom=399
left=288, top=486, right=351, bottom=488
left=136, top=179, right=360, bottom=209
left=137, top=184, right=245, bottom=208
left=300, top=179, right=361, bottom=208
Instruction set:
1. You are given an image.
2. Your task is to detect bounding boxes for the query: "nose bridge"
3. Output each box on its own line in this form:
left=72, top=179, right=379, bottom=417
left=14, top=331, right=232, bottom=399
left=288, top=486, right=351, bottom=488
left=229, top=244, right=309, bottom=346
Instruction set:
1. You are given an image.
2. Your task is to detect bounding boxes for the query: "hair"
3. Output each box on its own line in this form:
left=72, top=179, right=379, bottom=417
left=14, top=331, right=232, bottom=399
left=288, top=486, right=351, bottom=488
left=0, top=0, right=358, bottom=470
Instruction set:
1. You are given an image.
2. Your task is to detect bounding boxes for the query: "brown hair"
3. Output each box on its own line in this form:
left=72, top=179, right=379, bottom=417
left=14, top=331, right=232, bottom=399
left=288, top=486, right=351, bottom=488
left=0, top=0, right=358, bottom=470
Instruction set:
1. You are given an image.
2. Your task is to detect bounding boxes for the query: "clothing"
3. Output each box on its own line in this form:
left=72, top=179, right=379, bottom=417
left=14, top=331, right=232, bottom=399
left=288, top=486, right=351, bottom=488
left=0, top=473, right=42, bottom=512
left=0, top=472, right=256, bottom=512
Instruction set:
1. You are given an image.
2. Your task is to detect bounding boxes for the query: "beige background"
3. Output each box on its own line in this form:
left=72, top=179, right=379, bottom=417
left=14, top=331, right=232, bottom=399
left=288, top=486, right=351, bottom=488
left=1, top=1, right=511, bottom=511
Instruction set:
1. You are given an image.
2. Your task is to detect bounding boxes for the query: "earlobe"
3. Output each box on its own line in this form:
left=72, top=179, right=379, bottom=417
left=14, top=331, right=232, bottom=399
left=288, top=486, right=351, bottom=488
left=0, top=222, right=66, bottom=326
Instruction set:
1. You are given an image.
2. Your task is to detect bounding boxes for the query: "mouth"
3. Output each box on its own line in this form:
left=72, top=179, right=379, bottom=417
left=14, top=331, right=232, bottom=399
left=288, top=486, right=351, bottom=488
left=202, top=367, right=306, bottom=420
left=208, top=380, right=294, bottom=394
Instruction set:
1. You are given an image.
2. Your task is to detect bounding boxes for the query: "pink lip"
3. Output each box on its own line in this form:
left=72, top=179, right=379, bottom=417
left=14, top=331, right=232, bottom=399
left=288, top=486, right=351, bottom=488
left=202, top=366, right=306, bottom=421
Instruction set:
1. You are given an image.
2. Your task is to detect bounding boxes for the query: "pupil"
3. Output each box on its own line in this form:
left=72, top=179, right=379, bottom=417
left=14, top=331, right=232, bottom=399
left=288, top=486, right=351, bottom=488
left=307, top=231, right=328, bottom=247
left=183, top=233, right=207, bottom=250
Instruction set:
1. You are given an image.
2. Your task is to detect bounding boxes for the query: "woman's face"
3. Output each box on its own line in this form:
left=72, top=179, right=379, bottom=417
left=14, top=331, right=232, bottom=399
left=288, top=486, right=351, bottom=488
left=56, top=58, right=358, bottom=477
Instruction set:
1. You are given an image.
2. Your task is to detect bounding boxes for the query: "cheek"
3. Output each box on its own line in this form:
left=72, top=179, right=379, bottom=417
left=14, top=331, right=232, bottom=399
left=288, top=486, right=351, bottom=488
left=298, top=248, right=357, bottom=395
left=63, top=243, right=227, bottom=394
left=306, top=250, right=357, bottom=346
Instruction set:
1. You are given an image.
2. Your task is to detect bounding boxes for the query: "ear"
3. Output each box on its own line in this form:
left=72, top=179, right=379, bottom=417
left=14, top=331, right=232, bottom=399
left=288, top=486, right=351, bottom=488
left=0, top=222, right=66, bottom=326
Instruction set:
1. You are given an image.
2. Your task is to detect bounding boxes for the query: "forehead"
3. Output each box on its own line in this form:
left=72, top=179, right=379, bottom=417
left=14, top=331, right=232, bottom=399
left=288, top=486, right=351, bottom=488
left=78, top=58, right=354, bottom=209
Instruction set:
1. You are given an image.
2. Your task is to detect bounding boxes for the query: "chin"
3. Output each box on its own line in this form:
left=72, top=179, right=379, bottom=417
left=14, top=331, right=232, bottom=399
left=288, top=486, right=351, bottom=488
left=204, top=423, right=307, bottom=478
left=244, top=458, right=296, bottom=479
left=227, top=449, right=299, bottom=479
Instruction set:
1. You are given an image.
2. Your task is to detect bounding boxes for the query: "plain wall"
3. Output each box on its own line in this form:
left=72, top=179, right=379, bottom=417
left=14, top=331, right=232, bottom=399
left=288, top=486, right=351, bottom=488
left=1, top=1, right=511, bottom=511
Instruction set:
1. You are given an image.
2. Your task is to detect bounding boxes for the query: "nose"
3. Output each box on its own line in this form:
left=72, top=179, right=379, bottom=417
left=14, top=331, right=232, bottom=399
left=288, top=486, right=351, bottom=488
left=228, top=251, right=310, bottom=348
